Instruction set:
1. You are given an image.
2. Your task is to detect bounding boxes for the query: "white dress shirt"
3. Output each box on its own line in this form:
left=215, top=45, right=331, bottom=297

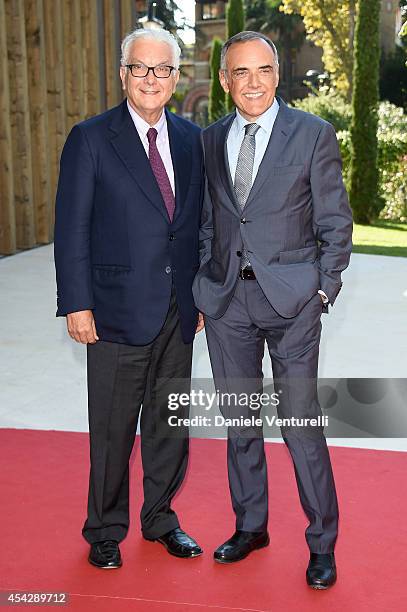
left=226, top=97, right=279, bottom=186
left=127, top=100, right=175, bottom=196
left=226, top=98, right=329, bottom=305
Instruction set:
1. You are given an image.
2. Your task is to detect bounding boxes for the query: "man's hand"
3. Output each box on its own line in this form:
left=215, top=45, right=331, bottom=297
left=196, top=312, right=204, bottom=334
left=67, top=310, right=99, bottom=344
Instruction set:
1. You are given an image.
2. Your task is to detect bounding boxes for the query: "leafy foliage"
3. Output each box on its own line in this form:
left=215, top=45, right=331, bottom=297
left=292, top=87, right=352, bottom=132
left=245, top=0, right=304, bottom=49
left=244, top=0, right=305, bottom=99
left=280, top=0, right=356, bottom=96
left=294, top=91, right=407, bottom=221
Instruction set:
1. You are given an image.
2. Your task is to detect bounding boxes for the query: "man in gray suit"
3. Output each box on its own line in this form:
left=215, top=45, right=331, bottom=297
left=193, top=32, right=352, bottom=589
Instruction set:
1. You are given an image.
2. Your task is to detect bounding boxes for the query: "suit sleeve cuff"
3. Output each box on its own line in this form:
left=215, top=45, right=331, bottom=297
left=318, top=290, right=329, bottom=304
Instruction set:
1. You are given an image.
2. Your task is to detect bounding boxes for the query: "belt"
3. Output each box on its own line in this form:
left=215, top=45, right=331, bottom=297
left=239, top=268, right=256, bottom=280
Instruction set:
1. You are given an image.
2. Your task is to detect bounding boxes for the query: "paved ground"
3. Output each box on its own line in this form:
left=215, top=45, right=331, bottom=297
left=1, top=244, right=406, bottom=450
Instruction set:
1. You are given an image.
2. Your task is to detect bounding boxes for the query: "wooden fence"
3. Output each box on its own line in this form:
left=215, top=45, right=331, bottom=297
left=0, top=0, right=137, bottom=255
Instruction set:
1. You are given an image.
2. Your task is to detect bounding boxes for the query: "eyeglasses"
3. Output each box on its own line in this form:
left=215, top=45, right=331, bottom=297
left=125, top=63, right=176, bottom=78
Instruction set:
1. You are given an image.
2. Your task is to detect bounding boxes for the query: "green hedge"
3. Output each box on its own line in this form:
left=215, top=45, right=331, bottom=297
left=293, top=91, right=407, bottom=221
left=349, top=0, right=381, bottom=224
left=226, top=0, right=245, bottom=112
left=209, top=37, right=226, bottom=123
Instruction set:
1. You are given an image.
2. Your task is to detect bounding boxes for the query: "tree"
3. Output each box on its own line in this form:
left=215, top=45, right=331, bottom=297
left=154, top=0, right=182, bottom=32
left=227, top=0, right=246, bottom=37
left=226, top=0, right=246, bottom=111
left=349, top=0, right=381, bottom=223
left=143, top=1, right=187, bottom=59
left=245, top=0, right=305, bottom=100
left=280, top=0, right=356, bottom=97
left=209, top=37, right=226, bottom=123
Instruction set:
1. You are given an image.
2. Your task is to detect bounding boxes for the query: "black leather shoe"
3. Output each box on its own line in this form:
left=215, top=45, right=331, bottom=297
left=88, top=540, right=122, bottom=569
left=306, top=552, right=337, bottom=589
left=214, top=530, right=269, bottom=563
left=152, top=527, right=203, bottom=558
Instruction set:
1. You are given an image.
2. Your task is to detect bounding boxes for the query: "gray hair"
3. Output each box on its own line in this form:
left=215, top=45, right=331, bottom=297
left=220, top=31, right=279, bottom=71
left=120, top=28, right=181, bottom=69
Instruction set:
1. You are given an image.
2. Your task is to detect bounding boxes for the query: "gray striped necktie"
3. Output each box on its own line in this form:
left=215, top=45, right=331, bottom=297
left=234, top=122, right=260, bottom=270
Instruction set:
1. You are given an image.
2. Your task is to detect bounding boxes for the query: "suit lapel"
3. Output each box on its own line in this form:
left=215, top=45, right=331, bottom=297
left=244, top=97, right=295, bottom=210
left=109, top=100, right=170, bottom=223
left=216, top=113, right=240, bottom=213
left=165, top=109, right=191, bottom=224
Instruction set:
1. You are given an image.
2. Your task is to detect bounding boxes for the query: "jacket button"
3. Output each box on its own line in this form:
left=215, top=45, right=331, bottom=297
left=165, top=266, right=171, bottom=274
left=236, top=251, right=242, bottom=257
left=240, top=218, right=246, bottom=224
left=169, top=234, right=175, bottom=241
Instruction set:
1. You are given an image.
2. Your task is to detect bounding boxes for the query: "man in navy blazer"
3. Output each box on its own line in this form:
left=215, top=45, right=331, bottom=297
left=54, top=28, right=204, bottom=568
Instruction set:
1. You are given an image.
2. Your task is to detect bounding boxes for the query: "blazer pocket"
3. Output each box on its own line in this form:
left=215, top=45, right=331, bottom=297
left=279, top=245, right=318, bottom=265
left=271, top=164, right=303, bottom=176
left=92, top=264, right=131, bottom=272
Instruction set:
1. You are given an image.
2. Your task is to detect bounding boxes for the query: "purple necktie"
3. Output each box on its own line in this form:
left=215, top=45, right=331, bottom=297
left=147, top=128, right=175, bottom=222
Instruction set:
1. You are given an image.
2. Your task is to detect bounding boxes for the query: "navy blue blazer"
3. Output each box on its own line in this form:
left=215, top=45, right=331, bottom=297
left=54, top=100, right=204, bottom=345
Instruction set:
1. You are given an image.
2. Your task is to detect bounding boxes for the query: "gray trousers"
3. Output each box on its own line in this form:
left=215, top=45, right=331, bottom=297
left=204, top=279, right=338, bottom=553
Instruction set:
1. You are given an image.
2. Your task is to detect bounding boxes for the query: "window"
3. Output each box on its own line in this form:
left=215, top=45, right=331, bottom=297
left=198, top=2, right=225, bottom=21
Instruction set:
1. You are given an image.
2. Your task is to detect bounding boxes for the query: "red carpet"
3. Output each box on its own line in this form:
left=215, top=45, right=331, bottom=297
left=1, top=429, right=406, bottom=611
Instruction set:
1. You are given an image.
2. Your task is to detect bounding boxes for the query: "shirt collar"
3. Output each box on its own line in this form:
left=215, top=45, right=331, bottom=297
left=234, top=97, right=280, bottom=136
left=126, top=100, right=167, bottom=141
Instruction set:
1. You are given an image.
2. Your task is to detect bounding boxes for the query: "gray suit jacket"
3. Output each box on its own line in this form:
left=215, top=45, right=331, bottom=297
left=192, top=96, right=353, bottom=319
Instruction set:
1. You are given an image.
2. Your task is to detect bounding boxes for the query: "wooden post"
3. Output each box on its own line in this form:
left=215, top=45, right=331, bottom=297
left=103, top=0, right=122, bottom=108
left=43, top=0, right=66, bottom=237
left=81, top=0, right=101, bottom=119
left=120, top=0, right=135, bottom=39
left=25, top=0, right=51, bottom=244
left=62, top=0, right=84, bottom=134
left=1, top=0, right=128, bottom=254
left=96, top=0, right=107, bottom=110
left=0, top=0, right=16, bottom=255
left=5, top=0, right=35, bottom=250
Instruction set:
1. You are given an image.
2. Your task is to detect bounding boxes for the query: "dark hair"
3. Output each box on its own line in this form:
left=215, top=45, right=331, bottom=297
left=220, top=31, right=279, bottom=70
